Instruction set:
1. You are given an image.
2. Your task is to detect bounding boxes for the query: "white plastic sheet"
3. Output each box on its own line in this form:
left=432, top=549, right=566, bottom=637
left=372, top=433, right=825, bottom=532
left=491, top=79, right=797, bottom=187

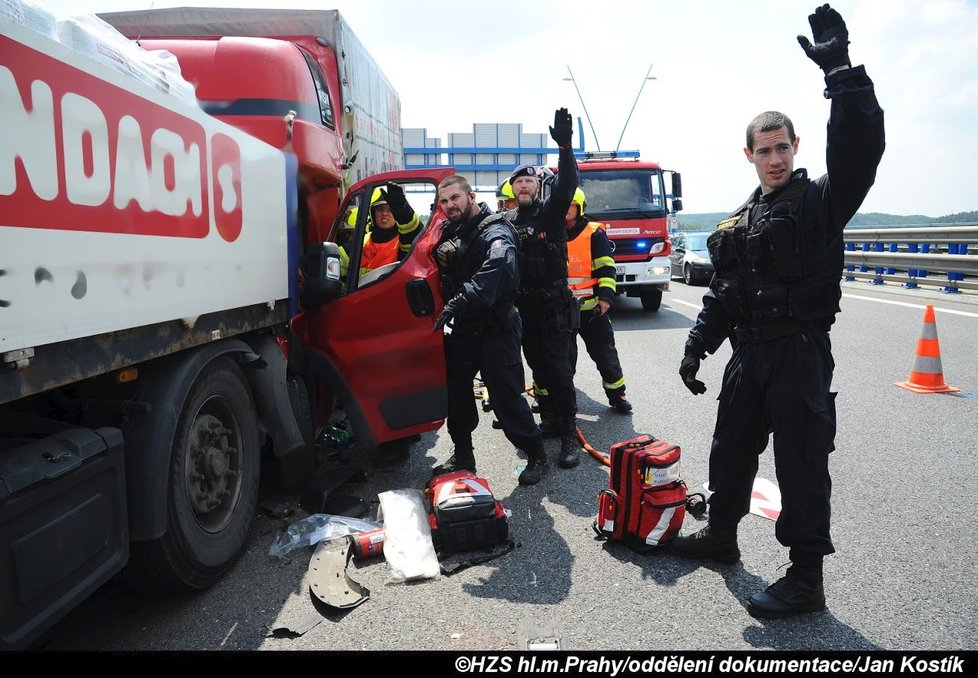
left=378, top=489, right=439, bottom=583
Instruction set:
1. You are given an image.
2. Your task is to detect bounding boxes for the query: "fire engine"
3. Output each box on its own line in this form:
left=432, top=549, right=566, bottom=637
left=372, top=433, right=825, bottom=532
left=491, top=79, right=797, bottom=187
left=576, top=151, right=683, bottom=312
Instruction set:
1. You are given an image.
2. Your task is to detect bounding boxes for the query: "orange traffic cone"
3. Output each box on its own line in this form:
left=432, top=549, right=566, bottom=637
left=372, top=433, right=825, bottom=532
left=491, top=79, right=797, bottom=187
left=894, top=304, right=959, bottom=394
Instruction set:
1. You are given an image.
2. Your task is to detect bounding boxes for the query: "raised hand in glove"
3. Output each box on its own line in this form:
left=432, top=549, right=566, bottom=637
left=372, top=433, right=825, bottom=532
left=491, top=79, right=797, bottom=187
left=433, top=293, right=466, bottom=332
left=679, top=354, right=707, bottom=396
left=797, top=4, right=851, bottom=75
left=384, top=182, right=415, bottom=225
left=549, top=107, right=573, bottom=147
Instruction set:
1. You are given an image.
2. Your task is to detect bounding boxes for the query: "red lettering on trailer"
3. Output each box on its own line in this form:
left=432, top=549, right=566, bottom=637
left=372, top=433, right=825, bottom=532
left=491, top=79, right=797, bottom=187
left=211, top=133, right=242, bottom=242
left=0, top=34, right=228, bottom=239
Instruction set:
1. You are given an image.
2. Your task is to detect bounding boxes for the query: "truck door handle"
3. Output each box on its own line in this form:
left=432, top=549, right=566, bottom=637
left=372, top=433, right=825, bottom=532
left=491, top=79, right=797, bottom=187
left=406, top=279, right=435, bottom=317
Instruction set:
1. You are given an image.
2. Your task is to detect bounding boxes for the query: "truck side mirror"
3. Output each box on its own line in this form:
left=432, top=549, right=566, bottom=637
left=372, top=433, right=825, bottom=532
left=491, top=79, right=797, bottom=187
left=672, top=172, right=683, bottom=199
left=672, top=198, right=683, bottom=213
left=299, top=241, right=343, bottom=310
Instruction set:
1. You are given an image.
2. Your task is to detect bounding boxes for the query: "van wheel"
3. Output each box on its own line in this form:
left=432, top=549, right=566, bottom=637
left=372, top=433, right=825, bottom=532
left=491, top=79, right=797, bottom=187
left=683, top=264, right=694, bottom=285
left=131, top=357, right=260, bottom=591
left=640, top=290, right=662, bottom=312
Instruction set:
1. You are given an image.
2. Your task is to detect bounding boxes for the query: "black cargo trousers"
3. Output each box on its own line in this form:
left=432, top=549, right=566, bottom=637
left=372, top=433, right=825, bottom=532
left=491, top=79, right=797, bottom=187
left=517, top=289, right=578, bottom=420
left=707, top=327, right=836, bottom=565
left=445, top=309, right=542, bottom=453
left=570, top=307, right=625, bottom=399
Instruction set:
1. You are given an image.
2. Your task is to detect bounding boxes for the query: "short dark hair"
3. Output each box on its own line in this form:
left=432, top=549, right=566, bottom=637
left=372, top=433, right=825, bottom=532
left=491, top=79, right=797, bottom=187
left=746, top=111, right=795, bottom=151
left=438, top=175, right=473, bottom=193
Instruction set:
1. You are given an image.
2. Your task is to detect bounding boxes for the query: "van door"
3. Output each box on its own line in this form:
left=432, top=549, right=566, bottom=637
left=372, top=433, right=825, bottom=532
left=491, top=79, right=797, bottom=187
left=301, top=168, right=454, bottom=445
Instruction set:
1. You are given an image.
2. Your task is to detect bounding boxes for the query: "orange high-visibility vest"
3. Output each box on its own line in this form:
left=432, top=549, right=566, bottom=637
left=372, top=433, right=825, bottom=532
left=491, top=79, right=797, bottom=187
left=567, top=222, right=601, bottom=301
left=360, top=232, right=400, bottom=274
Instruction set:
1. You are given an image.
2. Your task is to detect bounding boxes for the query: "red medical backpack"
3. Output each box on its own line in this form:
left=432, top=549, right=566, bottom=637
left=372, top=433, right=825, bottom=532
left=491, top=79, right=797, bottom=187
left=594, top=434, right=686, bottom=551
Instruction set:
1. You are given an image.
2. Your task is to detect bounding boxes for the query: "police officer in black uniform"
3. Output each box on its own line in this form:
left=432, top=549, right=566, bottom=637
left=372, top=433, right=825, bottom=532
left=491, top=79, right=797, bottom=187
left=671, top=4, right=884, bottom=618
left=508, top=108, right=582, bottom=469
left=432, top=175, right=548, bottom=486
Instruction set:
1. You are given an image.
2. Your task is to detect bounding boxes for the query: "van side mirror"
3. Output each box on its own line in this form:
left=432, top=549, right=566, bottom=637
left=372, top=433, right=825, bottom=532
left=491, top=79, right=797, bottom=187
left=300, top=241, right=342, bottom=310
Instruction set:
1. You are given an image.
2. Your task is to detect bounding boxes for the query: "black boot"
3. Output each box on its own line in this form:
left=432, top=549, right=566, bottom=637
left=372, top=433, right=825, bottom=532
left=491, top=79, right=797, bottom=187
left=432, top=445, right=476, bottom=476
left=669, top=524, right=740, bottom=564
left=747, top=563, right=826, bottom=618
left=518, top=443, right=548, bottom=486
left=538, top=411, right=560, bottom=438
left=558, top=417, right=581, bottom=469
left=608, top=393, right=633, bottom=414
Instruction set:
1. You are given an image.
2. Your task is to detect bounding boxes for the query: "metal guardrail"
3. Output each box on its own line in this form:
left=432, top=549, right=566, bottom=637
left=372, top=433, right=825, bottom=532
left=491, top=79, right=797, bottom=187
left=842, top=223, right=977, bottom=291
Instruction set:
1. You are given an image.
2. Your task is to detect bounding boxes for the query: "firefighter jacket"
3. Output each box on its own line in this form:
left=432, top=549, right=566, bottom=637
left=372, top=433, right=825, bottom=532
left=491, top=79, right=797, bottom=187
left=687, top=65, right=885, bottom=356
left=508, top=144, right=579, bottom=303
left=435, top=203, right=520, bottom=328
left=338, top=210, right=422, bottom=278
left=566, top=218, right=617, bottom=312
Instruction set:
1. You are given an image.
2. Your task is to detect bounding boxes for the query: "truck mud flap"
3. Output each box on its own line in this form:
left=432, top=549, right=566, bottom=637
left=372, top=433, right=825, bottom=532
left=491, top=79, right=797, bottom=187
left=245, top=336, right=306, bottom=458
left=0, top=427, right=128, bottom=650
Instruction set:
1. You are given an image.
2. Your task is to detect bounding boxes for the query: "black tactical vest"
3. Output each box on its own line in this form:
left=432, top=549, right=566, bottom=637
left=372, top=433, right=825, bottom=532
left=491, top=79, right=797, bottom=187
left=436, top=212, right=516, bottom=299
left=706, top=170, right=841, bottom=326
left=506, top=204, right=569, bottom=295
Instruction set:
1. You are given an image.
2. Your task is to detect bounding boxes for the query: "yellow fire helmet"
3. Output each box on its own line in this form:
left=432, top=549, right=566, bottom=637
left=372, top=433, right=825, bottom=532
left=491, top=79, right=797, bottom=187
left=571, top=187, right=586, bottom=215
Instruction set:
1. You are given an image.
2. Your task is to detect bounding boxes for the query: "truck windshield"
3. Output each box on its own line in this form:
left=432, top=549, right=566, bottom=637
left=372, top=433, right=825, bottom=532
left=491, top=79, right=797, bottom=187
left=579, top=169, right=666, bottom=220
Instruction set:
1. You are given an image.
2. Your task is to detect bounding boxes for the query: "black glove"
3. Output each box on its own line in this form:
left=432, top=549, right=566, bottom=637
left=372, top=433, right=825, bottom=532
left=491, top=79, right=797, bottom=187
left=433, top=293, right=465, bottom=332
left=384, top=182, right=414, bottom=225
left=549, top=107, right=573, bottom=147
left=797, top=4, right=851, bottom=75
left=679, top=354, right=707, bottom=396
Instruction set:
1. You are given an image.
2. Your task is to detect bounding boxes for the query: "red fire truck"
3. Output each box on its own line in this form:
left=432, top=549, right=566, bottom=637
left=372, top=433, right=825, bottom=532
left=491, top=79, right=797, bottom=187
left=575, top=152, right=683, bottom=312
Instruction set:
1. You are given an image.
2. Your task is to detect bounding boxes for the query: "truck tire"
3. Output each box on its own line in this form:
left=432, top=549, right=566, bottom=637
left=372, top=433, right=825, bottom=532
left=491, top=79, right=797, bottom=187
left=640, top=290, right=662, bottom=312
left=272, top=375, right=315, bottom=491
left=131, top=357, right=260, bottom=591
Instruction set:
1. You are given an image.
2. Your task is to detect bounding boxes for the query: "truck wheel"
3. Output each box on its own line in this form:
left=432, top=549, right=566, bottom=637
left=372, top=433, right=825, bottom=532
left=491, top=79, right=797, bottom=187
left=133, top=357, right=260, bottom=591
left=273, top=375, right=315, bottom=491
left=640, top=290, right=662, bottom=312
left=683, top=264, right=694, bottom=285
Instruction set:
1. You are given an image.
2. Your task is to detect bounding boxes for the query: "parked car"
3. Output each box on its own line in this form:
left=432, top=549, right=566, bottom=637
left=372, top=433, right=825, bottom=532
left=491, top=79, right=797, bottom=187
left=670, top=231, right=714, bottom=285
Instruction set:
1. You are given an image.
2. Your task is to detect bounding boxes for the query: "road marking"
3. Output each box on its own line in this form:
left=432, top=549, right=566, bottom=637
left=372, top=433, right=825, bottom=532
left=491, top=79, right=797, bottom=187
left=842, top=293, right=978, bottom=318
left=671, top=295, right=978, bottom=319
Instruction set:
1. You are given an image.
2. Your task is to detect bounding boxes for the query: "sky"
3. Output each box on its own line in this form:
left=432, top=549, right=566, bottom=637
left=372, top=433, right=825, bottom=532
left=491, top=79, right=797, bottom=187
left=25, top=0, right=978, bottom=216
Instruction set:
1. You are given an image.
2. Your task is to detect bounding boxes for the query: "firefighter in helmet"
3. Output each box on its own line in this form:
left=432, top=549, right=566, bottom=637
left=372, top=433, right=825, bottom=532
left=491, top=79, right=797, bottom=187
left=496, top=179, right=517, bottom=212
left=563, top=188, right=632, bottom=414
left=338, top=182, right=421, bottom=279
left=336, top=183, right=423, bottom=468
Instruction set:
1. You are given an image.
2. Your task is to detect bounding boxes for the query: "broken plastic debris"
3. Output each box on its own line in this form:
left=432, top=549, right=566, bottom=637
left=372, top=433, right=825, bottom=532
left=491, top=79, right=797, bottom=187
left=264, top=613, right=323, bottom=638
left=269, top=513, right=380, bottom=558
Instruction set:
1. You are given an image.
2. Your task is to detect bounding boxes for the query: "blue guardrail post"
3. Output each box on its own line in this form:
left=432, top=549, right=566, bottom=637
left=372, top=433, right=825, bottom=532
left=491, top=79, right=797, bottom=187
left=844, top=242, right=855, bottom=281
left=905, top=243, right=919, bottom=288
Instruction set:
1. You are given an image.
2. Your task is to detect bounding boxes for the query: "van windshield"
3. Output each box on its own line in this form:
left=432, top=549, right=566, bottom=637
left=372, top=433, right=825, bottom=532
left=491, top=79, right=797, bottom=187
left=578, top=169, right=666, bottom=220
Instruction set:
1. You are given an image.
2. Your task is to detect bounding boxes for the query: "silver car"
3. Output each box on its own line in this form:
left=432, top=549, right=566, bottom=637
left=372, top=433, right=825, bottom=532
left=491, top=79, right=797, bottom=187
left=669, top=232, right=715, bottom=285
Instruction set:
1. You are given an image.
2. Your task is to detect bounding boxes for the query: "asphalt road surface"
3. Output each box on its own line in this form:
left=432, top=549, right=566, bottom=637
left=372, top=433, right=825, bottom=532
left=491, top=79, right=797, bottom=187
left=39, top=279, right=978, bottom=652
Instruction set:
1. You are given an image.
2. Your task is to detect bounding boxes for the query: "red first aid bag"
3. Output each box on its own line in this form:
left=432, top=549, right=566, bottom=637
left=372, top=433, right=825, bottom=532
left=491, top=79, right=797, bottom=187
left=426, top=471, right=508, bottom=555
left=594, top=434, right=686, bottom=551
